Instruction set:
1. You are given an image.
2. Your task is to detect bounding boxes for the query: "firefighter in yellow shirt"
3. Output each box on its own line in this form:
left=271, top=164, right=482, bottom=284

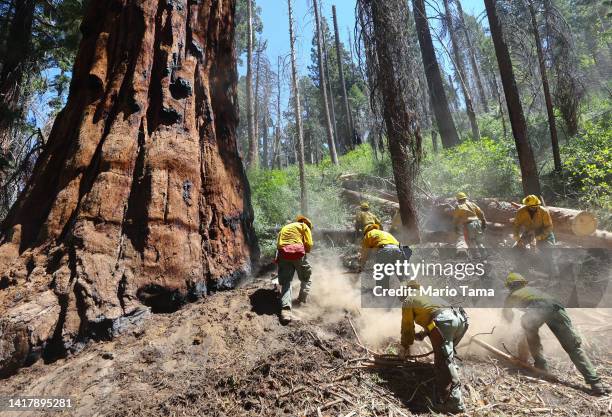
left=359, top=224, right=411, bottom=305
left=452, top=192, right=487, bottom=258
left=513, top=195, right=557, bottom=276
left=400, top=281, right=469, bottom=413
left=354, top=202, right=382, bottom=234
left=276, top=215, right=314, bottom=324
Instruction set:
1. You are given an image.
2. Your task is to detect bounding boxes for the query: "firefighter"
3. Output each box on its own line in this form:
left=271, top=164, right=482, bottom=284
left=503, top=272, right=608, bottom=395
left=452, top=192, right=487, bottom=258
left=399, top=281, right=469, bottom=414
left=354, top=202, right=382, bottom=234
left=276, top=215, right=313, bottom=324
left=513, top=195, right=557, bottom=275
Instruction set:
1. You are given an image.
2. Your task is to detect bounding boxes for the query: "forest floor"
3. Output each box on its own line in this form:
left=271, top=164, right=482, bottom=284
left=0, top=250, right=610, bottom=417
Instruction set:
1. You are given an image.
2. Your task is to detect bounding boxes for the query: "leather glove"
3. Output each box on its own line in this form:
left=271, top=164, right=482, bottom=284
left=415, top=331, right=427, bottom=341
left=397, top=345, right=411, bottom=360
left=481, top=221, right=487, bottom=230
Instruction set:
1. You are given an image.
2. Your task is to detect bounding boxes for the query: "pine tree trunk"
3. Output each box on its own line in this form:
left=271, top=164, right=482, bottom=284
left=313, top=0, right=338, bottom=165
left=287, top=0, right=308, bottom=213
left=455, top=0, right=489, bottom=113
left=0, top=0, right=258, bottom=377
left=528, top=0, right=561, bottom=171
left=253, top=41, right=262, bottom=156
left=332, top=6, right=354, bottom=152
left=0, top=0, right=36, bottom=156
left=365, top=0, right=422, bottom=242
left=262, top=113, right=269, bottom=169
left=412, top=0, right=459, bottom=148
left=246, top=0, right=257, bottom=168
left=443, top=0, right=480, bottom=141
left=485, top=0, right=541, bottom=195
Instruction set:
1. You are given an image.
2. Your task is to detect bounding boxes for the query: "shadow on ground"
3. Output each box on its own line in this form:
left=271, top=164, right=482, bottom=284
left=249, top=288, right=279, bottom=316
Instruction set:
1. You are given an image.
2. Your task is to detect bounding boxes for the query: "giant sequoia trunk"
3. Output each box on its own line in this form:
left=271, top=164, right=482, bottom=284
left=0, top=0, right=258, bottom=377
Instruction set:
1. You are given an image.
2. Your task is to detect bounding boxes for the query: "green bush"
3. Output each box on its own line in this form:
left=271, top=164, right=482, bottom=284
left=559, top=118, right=611, bottom=211
left=421, top=137, right=521, bottom=199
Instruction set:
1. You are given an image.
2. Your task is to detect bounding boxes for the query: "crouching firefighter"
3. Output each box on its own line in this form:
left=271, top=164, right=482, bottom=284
left=399, top=281, right=469, bottom=414
left=359, top=224, right=411, bottom=296
left=513, top=195, right=558, bottom=276
left=275, top=215, right=314, bottom=325
left=453, top=192, right=487, bottom=259
left=503, top=272, right=609, bottom=395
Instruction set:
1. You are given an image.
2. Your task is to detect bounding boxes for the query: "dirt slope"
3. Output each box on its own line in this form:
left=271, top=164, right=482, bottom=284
left=0, top=256, right=610, bottom=416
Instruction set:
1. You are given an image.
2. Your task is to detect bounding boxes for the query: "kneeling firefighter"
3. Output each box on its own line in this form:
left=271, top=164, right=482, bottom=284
left=400, top=281, right=469, bottom=414
left=275, top=215, right=314, bottom=325
left=359, top=224, right=411, bottom=289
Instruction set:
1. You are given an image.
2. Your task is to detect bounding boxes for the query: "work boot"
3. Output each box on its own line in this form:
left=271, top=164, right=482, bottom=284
left=295, top=293, right=308, bottom=306
left=533, top=359, right=550, bottom=373
left=590, top=383, right=610, bottom=396
left=433, top=401, right=465, bottom=415
left=279, top=308, right=292, bottom=325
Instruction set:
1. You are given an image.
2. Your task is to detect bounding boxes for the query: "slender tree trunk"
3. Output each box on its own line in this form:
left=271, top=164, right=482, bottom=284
left=442, top=0, right=480, bottom=141
left=262, top=113, right=269, bottom=169
left=0, top=0, right=258, bottom=377
left=271, top=57, right=282, bottom=169
left=412, top=0, right=459, bottom=148
left=491, top=74, right=508, bottom=138
left=362, top=0, right=422, bottom=242
left=0, top=0, right=36, bottom=155
left=287, top=0, right=308, bottom=213
left=321, top=20, right=339, bottom=154
left=253, top=40, right=262, bottom=151
left=455, top=0, right=489, bottom=113
left=332, top=6, right=354, bottom=152
left=312, top=0, right=338, bottom=165
left=527, top=0, right=561, bottom=171
left=485, top=0, right=541, bottom=195
left=246, top=0, right=257, bottom=168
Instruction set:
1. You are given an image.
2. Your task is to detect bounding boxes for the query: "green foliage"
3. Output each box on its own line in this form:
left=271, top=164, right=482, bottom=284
left=422, top=137, right=521, bottom=199
left=248, top=145, right=386, bottom=256
left=558, top=118, right=611, bottom=211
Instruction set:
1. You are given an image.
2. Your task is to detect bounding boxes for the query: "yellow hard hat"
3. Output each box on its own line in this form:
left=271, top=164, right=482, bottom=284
left=522, top=195, right=541, bottom=207
left=296, top=215, right=313, bottom=230
left=406, top=279, right=421, bottom=289
left=505, top=272, right=528, bottom=288
left=363, top=223, right=380, bottom=234
left=360, top=201, right=370, bottom=210
left=456, top=192, right=468, bottom=200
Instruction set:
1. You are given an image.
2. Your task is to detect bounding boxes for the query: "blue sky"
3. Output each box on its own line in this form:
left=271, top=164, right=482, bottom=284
left=244, top=0, right=488, bottom=77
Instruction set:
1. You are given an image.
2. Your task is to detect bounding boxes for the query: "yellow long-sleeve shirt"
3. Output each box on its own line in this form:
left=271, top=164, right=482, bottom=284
left=453, top=200, right=486, bottom=227
left=359, top=229, right=399, bottom=266
left=277, top=222, right=313, bottom=253
left=354, top=210, right=382, bottom=232
left=401, top=295, right=449, bottom=347
left=513, top=206, right=553, bottom=241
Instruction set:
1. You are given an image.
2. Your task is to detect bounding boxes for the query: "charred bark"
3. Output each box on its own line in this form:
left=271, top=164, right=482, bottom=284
left=485, top=0, right=541, bottom=195
left=412, top=0, right=459, bottom=148
left=361, top=0, right=422, bottom=242
left=0, top=0, right=258, bottom=377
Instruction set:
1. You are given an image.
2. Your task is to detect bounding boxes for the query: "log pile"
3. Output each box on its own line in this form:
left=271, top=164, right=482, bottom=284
left=341, top=185, right=612, bottom=249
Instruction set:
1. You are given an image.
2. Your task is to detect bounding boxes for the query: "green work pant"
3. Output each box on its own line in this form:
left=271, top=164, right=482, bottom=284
left=430, top=308, right=469, bottom=412
left=278, top=256, right=312, bottom=310
left=463, top=220, right=486, bottom=258
left=521, top=305, right=600, bottom=384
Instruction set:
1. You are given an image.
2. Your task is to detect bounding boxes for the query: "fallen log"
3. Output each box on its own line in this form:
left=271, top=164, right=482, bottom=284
left=341, top=188, right=612, bottom=249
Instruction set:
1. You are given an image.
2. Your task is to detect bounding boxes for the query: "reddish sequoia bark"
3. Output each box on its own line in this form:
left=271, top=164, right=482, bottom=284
left=0, top=0, right=258, bottom=377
